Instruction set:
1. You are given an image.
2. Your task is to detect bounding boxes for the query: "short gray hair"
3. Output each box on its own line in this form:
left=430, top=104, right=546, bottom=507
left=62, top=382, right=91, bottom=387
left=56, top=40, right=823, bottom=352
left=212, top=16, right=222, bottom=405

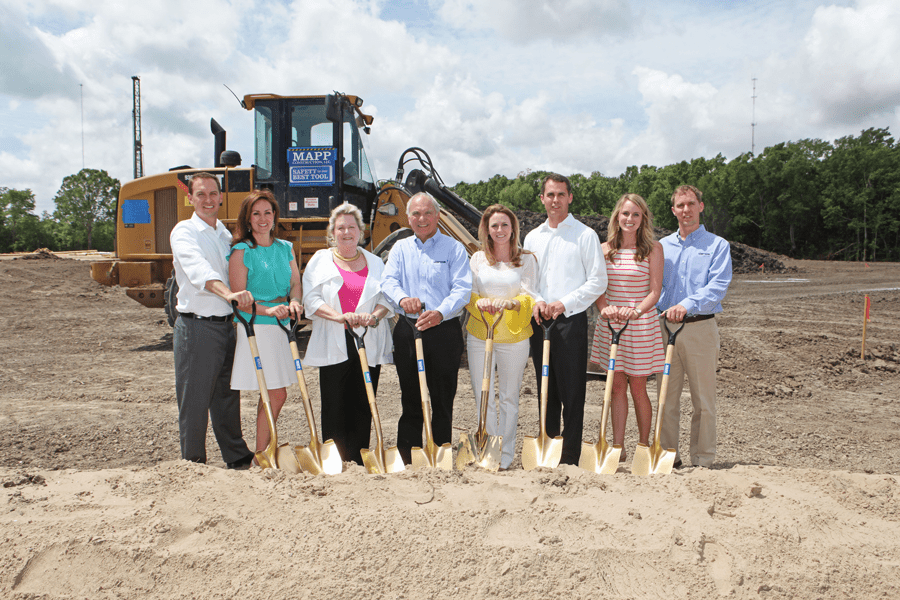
left=327, top=203, right=365, bottom=247
left=406, top=192, right=440, bottom=217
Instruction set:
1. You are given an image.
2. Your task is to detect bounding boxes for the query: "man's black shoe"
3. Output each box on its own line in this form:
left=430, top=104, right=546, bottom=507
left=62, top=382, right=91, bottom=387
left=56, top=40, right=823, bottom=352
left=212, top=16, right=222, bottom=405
left=673, top=459, right=683, bottom=469
left=226, top=453, right=255, bottom=470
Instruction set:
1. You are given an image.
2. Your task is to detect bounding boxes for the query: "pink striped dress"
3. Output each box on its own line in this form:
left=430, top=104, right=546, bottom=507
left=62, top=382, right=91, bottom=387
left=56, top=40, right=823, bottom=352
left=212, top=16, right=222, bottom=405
left=589, top=249, right=665, bottom=376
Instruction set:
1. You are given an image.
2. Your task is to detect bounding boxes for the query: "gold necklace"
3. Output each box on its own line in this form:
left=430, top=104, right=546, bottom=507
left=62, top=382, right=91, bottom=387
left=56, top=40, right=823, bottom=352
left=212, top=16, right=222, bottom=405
left=332, top=248, right=361, bottom=262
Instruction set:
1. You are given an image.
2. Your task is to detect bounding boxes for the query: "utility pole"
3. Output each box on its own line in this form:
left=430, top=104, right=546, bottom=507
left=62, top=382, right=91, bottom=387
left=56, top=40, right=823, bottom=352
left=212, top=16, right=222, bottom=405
left=132, top=76, right=143, bottom=179
left=751, top=77, right=757, bottom=156
left=80, top=83, right=85, bottom=169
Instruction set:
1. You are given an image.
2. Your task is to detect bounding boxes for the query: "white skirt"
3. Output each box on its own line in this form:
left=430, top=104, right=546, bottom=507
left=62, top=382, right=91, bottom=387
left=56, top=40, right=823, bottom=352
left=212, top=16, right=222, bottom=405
left=231, top=323, right=298, bottom=391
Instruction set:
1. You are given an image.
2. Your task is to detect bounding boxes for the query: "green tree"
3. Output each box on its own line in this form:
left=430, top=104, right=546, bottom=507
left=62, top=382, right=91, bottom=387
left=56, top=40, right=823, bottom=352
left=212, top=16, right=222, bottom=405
left=52, top=168, right=120, bottom=250
left=0, top=187, right=57, bottom=252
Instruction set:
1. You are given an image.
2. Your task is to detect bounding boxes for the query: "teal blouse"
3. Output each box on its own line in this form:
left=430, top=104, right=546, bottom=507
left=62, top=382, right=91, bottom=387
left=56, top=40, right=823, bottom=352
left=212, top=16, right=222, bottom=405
left=229, top=239, right=294, bottom=325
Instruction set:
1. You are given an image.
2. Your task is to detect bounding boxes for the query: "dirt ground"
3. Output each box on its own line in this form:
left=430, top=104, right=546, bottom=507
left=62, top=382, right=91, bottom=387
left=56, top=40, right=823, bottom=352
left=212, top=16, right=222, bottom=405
left=1, top=255, right=899, bottom=599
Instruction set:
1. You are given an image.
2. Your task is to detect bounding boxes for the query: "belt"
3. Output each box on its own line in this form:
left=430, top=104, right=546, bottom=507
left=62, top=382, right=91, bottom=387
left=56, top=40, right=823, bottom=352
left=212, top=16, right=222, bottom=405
left=179, top=312, right=233, bottom=322
left=683, top=314, right=715, bottom=324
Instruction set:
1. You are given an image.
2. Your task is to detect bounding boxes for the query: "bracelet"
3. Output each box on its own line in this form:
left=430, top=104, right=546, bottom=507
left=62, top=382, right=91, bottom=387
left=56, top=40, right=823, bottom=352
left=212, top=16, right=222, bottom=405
left=372, top=316, right=380, bottom=328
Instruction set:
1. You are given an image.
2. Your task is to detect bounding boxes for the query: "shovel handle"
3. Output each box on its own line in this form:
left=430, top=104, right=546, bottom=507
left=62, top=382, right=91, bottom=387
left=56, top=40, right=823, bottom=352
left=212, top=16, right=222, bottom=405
left=232, top=299, right=257, bottom=336
left=275, top=315, right=308, bottom=345
left=661, top=317, right=686, bottom=346
left=540, top=317, right=555, bottom=339
left=402, top=303, right=425, bottom=340
left=477, top=307, right=505, bottom=340
left=605, top=319, right=629, bottom=345
left=345, top=324, right=368, bottom=350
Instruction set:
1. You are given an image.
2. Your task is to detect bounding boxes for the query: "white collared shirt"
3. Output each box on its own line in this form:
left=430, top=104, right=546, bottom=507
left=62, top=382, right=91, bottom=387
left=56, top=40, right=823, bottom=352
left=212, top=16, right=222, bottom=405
left=170, top=212, right=233, bottom=317
left=523, top=213, right=607, bottom=317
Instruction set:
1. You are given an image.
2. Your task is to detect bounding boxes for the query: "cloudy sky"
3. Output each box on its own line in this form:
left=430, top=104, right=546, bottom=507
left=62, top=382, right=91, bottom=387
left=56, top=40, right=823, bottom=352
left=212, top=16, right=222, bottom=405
left=2, top=0, right=899, bottom=214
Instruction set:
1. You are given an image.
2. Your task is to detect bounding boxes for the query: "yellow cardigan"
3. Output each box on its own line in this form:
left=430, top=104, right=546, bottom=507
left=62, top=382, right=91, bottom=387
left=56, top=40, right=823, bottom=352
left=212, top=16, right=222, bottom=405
left=464, top=292, right=535, bottom=343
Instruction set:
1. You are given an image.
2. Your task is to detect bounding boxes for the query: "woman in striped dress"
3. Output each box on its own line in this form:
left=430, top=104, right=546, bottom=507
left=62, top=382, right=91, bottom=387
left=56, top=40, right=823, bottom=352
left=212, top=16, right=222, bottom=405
left=589, top=193, right=665, bottom=459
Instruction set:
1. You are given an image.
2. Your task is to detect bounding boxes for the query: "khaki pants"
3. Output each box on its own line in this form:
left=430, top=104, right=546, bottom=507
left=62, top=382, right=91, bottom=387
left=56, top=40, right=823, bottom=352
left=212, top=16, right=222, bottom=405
left=658, top=316, right=719, bottom=467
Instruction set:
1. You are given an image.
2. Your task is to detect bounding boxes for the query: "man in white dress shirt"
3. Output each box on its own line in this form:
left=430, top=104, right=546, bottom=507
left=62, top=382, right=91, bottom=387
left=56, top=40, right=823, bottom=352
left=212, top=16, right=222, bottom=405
left=170, top=173, right=255, bottom=468
left=524, top=174, right=607, bottom=465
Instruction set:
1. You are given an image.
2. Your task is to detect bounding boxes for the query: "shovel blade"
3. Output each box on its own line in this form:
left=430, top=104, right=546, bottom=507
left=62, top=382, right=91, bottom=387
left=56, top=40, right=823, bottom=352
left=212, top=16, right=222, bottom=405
left=473, top=434, right=502, bottom=472
left=318, top=439, right=343, bottom=475
left=521, top=434, right=563, bottom=471
left=631, top=443, right=676, bottom=475
left=411, top=444, right=454, bottom=470
left=294, top=445, right=324, bottom=475
left=578, top=440, right=621, bottom=475
left=276, top=444, right=302, bottom=474
left=361, top=446, right=406, bottom=474
left=455, top=433, right=478, bottom=470
left=256, top=443, right=296, bottom=472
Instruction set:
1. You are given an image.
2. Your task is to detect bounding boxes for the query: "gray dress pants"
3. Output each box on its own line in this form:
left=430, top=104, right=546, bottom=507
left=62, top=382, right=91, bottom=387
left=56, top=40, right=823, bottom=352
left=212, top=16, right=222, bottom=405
left=174, top=317, right=250, bottom=464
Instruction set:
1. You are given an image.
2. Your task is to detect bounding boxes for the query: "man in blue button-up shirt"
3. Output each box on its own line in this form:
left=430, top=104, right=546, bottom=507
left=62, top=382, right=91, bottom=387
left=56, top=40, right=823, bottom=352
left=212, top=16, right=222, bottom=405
left=656, top=185, right=732, bottom=469
left=382, top=192, right=472, bottom=464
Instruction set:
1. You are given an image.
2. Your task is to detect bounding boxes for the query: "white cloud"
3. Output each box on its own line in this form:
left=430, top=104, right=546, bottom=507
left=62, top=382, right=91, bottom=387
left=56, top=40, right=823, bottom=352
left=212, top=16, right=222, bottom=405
left=437, top=0, right=637, bottom=43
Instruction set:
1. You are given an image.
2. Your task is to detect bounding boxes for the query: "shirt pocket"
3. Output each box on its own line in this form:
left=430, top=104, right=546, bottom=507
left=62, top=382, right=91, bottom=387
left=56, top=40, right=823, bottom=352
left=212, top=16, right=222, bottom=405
left=425, top=258, right=451, bottom=294
left=689, top=253, right=713, bottom=287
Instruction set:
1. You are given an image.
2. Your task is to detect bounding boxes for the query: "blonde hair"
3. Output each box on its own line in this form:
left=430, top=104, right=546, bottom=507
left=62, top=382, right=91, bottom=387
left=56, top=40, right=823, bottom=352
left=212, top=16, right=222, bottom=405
left=326, top=203, right=364, bottom=247
left=606, top=193, right=655, bottom=264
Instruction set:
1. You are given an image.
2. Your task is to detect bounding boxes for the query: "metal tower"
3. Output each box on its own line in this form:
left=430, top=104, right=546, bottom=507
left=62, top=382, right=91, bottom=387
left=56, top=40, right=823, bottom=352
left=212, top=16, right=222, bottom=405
left=751, top=77, right=757, bottom=156
left=132, top=76, right=143, bottom=179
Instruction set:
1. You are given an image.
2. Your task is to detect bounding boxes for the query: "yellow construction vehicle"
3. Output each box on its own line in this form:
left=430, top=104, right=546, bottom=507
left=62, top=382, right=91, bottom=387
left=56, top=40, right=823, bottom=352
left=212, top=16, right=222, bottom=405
left=90, top=92, right=482, bottom=324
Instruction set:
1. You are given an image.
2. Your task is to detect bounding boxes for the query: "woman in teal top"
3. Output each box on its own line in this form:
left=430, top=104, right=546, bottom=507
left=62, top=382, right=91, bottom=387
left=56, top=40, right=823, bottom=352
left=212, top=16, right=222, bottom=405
left=229, top=189, right=303, bottom=461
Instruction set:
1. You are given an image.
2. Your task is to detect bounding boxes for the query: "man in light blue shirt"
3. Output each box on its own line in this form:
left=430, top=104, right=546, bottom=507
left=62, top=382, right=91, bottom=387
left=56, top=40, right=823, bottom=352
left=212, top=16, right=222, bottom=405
left=656, top=185, right=732, bottom=469
left=382, top=192, right=472, bottom=464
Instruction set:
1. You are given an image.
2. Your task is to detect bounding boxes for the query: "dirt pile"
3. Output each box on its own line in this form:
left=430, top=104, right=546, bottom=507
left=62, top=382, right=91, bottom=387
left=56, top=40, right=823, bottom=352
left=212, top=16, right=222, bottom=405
left=514, top=209, right=790, bottom=275
left=18, top=248, right=60, bottom=260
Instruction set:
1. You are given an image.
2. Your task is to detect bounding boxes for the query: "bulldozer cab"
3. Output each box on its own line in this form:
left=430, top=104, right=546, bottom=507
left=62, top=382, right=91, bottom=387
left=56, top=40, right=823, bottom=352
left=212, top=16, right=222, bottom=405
left=246, top=93, right=378, bottom=222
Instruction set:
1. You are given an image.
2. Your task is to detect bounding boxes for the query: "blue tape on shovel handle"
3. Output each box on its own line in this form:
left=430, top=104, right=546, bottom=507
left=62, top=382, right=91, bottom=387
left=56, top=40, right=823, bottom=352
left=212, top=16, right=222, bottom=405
left=365, top=372, right=371, bottom=383
left=255, top=357, right=262, bottom=370
left=294, top=359, right=302, bottom=372
left=542, top=365, right=549, bottom=377
left=664, top=363, right=671, bottom=375
left=417, top=359, right=425, bottom=372
left=607, top=358, right=615, bottom=371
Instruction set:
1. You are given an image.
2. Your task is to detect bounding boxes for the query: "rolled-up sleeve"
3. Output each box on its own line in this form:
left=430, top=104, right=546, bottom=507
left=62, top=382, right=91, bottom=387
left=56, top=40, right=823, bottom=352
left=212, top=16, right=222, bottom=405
left=171, top=226, right=223, bottom=290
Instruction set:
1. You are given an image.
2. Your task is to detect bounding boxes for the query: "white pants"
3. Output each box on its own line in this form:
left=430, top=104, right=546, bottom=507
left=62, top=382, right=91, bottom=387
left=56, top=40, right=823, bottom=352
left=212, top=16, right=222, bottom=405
left=466, top=334, right=530, bottom=469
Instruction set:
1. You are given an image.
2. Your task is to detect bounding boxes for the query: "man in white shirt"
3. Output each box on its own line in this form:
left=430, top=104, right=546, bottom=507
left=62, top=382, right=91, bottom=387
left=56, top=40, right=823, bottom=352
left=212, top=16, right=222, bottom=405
left=524, top=174, right=607, bottom=464
left=170, top=173, right=255, bottom=468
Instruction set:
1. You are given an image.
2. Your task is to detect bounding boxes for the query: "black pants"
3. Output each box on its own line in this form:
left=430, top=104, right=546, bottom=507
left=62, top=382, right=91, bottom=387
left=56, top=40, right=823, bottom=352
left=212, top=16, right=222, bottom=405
left=319, top=330, right=380, bottom=466
left=529, top=311, right=588, bottom=465
left=393, top=316, right=463, bottom=464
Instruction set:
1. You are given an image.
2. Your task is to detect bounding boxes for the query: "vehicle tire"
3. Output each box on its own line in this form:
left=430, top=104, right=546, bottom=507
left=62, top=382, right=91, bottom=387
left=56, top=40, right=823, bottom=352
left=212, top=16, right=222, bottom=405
left=374, top=227, right=413, bottom=263
left=164, top=275, right=180, bottom=327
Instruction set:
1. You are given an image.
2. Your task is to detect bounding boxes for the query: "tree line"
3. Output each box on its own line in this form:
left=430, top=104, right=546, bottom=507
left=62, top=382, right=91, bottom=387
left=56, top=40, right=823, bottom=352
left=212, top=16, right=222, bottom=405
left=4, top=128, right=899, bottom=261
left=452, top=127, right=900, bottom=262
left=0, top=168, right=119, bottom=253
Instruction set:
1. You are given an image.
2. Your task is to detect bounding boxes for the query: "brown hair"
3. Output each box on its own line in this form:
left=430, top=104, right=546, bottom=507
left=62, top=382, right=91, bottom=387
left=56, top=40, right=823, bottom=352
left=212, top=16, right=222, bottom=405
left=188, top=172, right=220, bottom=194
left=232, top=189, right=279, bottom=248
left=478, top=204, right=531, bottom=267
left=671, top=184, right=703, bottom=206
left=606, top=193, right=655, bottom=264
left=541, top=173, right=571, bottom=195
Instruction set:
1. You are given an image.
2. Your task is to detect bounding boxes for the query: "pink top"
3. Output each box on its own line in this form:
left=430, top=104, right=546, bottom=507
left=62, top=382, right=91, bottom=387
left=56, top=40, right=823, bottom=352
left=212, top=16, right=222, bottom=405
left=337, top=264, right=368, bottom=313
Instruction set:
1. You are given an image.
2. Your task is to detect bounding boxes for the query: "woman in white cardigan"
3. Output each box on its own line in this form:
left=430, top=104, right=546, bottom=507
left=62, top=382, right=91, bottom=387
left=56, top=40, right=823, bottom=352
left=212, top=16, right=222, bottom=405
left=302, top=203, right=393, bottom=465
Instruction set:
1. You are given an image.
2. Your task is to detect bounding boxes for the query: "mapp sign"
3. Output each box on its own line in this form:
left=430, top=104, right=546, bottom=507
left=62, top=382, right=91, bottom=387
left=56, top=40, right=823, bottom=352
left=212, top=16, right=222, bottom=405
left=287, top=147, right=336, bottom=187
